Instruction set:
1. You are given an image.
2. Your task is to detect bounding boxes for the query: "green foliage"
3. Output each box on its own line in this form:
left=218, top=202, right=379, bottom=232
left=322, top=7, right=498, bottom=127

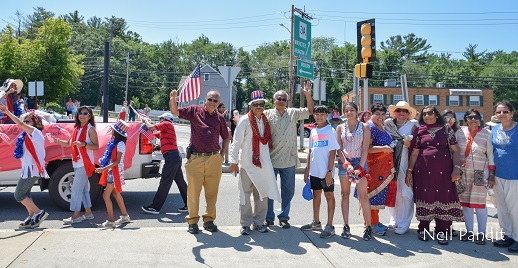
left=2, top=8, right=518, bottom=113
left=45, top=101, right=65, bottom=114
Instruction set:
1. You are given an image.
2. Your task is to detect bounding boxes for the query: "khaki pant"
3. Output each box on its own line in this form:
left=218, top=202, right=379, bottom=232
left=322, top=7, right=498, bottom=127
left=239, top=169, right=268, bottom=227
left=185, top=154, right=222, bottom=224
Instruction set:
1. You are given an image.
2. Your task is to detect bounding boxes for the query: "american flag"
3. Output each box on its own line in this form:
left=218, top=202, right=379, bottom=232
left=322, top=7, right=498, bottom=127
left=136, top=112, right=155, bottom=141
left=0, top=132, right=11, bottom=144
left=54, top=125, right=71, bottom=138
left=178, top=64, right=202, bottom=102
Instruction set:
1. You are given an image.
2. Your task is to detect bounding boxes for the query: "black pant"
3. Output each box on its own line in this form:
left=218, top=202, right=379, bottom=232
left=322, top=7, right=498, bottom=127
left=150, top=150, right=188, bottom=210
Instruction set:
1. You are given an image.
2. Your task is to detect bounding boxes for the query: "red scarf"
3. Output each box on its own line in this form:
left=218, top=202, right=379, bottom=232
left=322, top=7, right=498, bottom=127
left=99, top=146, right=123, bottom=193
left=248, top=111, right=272, bottom=168
left=71, top=125, right=96, bottom=177
left=24, top=135, right=44, bottom=174
left=462, top=126, right=482, bottom=167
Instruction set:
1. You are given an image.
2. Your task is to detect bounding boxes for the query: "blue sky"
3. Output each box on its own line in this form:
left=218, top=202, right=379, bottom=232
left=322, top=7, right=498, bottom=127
left=2, top=0, right=517, bottom=59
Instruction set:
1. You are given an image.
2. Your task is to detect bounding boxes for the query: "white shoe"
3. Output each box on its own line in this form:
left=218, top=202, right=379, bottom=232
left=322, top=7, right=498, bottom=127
left=100, top=220, right=115, bottom=229
left=395, top=226, right=409, bottom=235
left=82, top=214, right=95, bottom=220
left=115, top=215, right=131, bottom=225
left=388, top=220, right=397, bottom=229
left=63, top=216, right=83, bottom=224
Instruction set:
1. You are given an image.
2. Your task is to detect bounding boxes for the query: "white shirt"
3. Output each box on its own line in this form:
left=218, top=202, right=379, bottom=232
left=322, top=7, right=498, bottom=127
left=21, top=129, right=49, bottom=179
left=308, top=125, right=340, bottom=178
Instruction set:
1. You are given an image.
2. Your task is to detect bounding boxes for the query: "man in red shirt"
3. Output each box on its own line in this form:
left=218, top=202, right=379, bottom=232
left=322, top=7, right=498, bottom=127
left=170, top=89, right=229, bottom=234
left=141, top=112, right=188, bottom=214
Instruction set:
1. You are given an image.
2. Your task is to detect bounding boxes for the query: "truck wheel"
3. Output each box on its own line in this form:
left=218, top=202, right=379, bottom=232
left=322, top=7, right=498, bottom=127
left=48, top=163, right=103, bottom=211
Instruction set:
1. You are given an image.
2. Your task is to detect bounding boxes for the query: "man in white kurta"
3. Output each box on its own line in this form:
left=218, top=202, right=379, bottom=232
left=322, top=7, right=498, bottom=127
left=229, top=91, right=280, bottom=235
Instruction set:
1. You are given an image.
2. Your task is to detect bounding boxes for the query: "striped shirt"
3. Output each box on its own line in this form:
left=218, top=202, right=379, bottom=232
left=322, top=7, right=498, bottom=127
left=155, top=120, right=178, bottom=154
left=178, top=105, right=229, bottom=153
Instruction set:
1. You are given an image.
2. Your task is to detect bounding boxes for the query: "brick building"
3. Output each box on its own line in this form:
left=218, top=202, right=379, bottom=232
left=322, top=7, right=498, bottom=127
left=342, top=86, right=494, bottom=126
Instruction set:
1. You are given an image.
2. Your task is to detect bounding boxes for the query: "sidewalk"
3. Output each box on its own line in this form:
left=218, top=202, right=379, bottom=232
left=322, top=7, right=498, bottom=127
left=1, top=223, right=516, bottom=267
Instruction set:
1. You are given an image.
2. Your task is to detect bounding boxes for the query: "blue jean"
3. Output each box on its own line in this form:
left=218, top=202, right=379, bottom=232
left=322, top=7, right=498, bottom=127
left=70, top=166, right=92, bottom=212
left=266, top=166, right=296, bottom=221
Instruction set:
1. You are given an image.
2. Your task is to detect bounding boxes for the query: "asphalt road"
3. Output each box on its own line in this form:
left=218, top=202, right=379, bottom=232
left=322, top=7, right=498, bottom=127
left=0, top=124, right=498, bottom=230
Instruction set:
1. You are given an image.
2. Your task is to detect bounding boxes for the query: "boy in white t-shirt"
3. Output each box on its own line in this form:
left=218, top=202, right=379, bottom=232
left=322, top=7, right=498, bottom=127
left=302, top=106, right=340, bottom=238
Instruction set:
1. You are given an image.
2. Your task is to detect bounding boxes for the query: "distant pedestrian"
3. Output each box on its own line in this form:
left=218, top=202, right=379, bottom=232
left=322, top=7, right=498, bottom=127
left=141, top=112, right=188, bottom=214
left=95, top=120, right=131, bottom=229
left=359, top=110, right=372, bottom=123
left=301, top=105, right=340, bottom=239
left=119, top=101, right=127, bottom=121
left=169, top=89, right=229, bottom=234
left=128, top=101, right=137, bottom=122
left=66, top=98, right=74, bottom=118
left=0, top=106, right=49, bottom=228
left=229, top=90, right=281, bottom=235
left=143, top=104, right=151, bottom=116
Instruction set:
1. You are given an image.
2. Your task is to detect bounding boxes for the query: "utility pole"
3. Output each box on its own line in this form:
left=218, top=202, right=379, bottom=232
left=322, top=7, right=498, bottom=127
left=289, top=5, right=294, bottom=107
left=103, top=41, right=110, bottom=123
left=125, top=52, right=129, bottom=102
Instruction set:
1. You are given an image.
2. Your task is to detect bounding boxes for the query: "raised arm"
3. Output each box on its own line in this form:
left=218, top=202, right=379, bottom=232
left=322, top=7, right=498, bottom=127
left=169, top=90, right=179, bottom=116
left=301, top=81, right=314, bottom=115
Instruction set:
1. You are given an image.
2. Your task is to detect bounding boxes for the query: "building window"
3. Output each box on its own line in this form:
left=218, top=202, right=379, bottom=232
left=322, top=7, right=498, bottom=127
left=429, top=95, right=438, bottom=105
left=198, top=100, right=205, bottom=105
left=373, top=94, right=384, bottom=104
left=393, top=94, right=403, bottom=104
left=415, top=95, right=424, bottom=105
left=469, top=96, right=480, bottom=106
left=183, top=102, right=189, bottom=106
left=204, top=74, right=210, bottom=81
left=449, top=96, right=460, bottom=106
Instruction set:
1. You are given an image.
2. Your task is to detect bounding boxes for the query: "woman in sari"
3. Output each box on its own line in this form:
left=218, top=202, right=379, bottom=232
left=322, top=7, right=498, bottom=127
left=361, top=103, right=396, bottom=236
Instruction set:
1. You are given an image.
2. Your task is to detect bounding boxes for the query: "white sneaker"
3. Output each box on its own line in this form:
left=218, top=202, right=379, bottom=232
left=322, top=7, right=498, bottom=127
left=82, top=214, right=95, bottom=220
left=100, top=220, right=115, bottom=229
left=115, top=215, right=131, bottom=225
left=63, top=216, right=83, bottom=224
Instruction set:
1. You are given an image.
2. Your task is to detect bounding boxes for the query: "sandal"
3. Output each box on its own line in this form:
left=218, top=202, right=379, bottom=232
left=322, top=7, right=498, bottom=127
left=460, top=231, right=474, bottom=241
left=418, top=230, right=429, bottom=241
left=475, top=233, right=486, bottom=245
left=437, top=233, right=449, bottom=245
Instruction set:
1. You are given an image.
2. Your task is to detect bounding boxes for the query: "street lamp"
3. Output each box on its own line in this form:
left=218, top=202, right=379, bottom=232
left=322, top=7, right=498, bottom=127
left=280, top=23, right=294, bottom=108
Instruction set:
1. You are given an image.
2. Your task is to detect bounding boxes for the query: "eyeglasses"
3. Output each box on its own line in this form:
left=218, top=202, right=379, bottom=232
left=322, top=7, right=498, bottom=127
left=444, top=116, right=455, bottom=122
left=423, top=111, right=435, bottom=116
left=395, top=109, right=409, bottom=113
left=496, top=110, right=511, bottom=115
left=23, top=120, right=32, bottom=123
left=466, top=115, right=481, bottom=120
left=276, top=97, right=287, bottom=102
left=207, top=98, right=219, bottom=103
left=251, top=102, right=265, bottom=107
left=79, top=112, right=89, bottom=116
left=373, top=112, right=386, bottom=116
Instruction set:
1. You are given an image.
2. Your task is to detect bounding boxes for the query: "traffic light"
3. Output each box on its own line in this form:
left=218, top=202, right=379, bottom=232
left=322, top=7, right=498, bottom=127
left=356, top=19, right=376, bottom=63
left=355, top=63, right=373, bottom=79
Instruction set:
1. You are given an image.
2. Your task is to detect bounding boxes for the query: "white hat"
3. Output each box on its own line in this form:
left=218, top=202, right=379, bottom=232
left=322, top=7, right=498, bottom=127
left=159, top=112, right=174, bottom=122
left=112, top=120, right=129, bottom=137
left=485, top=115, right=500, bottom=127
left=388, top=101, right=417, bottom=120
left=0, top=79, right=23, bottom=94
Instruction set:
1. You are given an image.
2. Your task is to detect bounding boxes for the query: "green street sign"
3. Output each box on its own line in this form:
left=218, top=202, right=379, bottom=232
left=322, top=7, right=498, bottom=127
left=294, top=15, right=311, bottom=60
left=297, top=60, right=314, bottom=79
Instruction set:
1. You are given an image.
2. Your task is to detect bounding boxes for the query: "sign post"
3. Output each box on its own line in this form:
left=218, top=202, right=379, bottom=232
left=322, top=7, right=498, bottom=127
left=297, top=60, right=314, bottom=79
left=218, top=66, right=241, bottom=113
left=294, top=15, right=312, bottom=60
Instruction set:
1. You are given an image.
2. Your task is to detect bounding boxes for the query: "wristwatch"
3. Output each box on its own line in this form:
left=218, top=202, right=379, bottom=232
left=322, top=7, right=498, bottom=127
left=327, top=170, right=332, bottom=173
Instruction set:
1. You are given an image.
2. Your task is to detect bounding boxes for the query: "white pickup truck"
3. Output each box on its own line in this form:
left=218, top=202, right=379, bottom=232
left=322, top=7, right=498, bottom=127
left=0, top=121, right=161, bottom=210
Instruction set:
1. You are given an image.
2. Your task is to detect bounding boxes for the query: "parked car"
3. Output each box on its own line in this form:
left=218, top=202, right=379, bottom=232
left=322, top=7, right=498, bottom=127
left=298, top=123, right=316, bottom=138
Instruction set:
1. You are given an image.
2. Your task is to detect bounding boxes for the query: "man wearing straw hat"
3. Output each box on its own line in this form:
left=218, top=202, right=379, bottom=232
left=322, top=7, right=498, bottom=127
left=169, top=89, right=229, bottom=234
left=0, top=79, right=24, bottom=124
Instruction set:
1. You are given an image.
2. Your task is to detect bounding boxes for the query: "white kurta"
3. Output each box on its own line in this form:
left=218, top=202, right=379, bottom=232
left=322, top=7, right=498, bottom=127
left=230, top=115, right=281, bottom=205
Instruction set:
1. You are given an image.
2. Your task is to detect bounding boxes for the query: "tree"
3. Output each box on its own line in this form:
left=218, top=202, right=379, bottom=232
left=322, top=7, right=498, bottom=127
left=380, top=34, right=431, bottom=62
